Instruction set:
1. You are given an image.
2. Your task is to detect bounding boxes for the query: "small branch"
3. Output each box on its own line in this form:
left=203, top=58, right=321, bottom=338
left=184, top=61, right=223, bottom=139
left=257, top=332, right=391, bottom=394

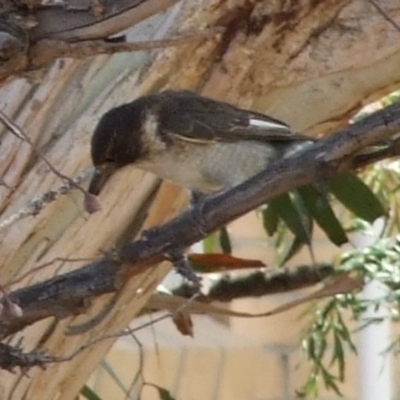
left=0, top=110, right=77, bottom=184
left=0, top=168, right=92, bottom=231
left=0, top=341, right=56, bottom=371
left=127, top=333, right=145, bottom=399
left=53, top=293, right=200, bottom=363
left=0, top=177, right=12, bottom=189
left=165, top=249, right=202, bottom=289
left=352, top=137, right=400, bottom=169
left=367, top=0, right=400, bottom=33
left=30, top=29, right=223, bottom=68
left=0, top=102, right=400, bottom=339
left=0, top=111, right=99, bottom=209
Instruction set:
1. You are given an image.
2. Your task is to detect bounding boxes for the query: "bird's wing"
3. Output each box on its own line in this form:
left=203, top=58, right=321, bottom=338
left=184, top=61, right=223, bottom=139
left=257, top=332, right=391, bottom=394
left=156, top=90, right=312, bottom=144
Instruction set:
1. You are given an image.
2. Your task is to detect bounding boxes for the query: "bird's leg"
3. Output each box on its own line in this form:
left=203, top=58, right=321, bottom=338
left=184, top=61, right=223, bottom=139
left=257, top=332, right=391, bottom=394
left=189, top=190, right=208, bottom=206
left=165, top=249, right=202, bottom=291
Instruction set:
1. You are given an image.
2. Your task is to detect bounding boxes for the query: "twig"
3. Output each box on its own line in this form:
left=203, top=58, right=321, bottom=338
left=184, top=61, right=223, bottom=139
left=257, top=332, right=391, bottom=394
left=0, top=168, right=92, bottom=231
left=125, top=334, right=145, bottom=400
left=0, top=342, right=56, bottom=371
left=352, top=137, right=400, bottom=169
left=367, top=0, right=400, bottom=33
left=165, top=249, right=202, bottom=289
left=30, top=28, right=223, bottom=67
left=0, top=177, right=12, bottom=189
left=0, top=111, right=93, bottom=199
left=0, top=285, right=22, bottom=318
left=54, top=293, right=200, bottom=363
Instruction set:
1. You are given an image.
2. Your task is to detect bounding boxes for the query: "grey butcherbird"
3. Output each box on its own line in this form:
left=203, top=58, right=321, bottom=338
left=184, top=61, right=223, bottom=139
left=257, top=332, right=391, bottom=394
left=88, top=90, right=314, bottom=199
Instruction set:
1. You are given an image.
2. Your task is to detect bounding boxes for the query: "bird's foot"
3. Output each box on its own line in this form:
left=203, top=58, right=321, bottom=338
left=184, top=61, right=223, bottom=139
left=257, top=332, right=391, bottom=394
left=165, top=249, right=202, bottom=291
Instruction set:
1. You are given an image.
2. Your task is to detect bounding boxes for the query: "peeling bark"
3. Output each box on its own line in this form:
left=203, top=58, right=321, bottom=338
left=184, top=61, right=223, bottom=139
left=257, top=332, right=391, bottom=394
left=0, top=0, right=399, bottom=398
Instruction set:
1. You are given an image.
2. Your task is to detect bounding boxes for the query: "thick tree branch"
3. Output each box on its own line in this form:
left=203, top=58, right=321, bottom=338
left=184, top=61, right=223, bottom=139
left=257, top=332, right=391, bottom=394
left=0, top=0, right=183, bottom=81
left=0, top=102, right=400, bottom=339
left=28, top=29, right=222, bottom=69
left=30, top=0, right=181, bottom=42
left=171, top=264, right=334, bottom=301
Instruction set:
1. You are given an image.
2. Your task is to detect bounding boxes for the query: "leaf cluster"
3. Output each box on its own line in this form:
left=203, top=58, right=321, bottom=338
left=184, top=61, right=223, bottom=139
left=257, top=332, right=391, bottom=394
left=299, top=235, right=400, bottom=397
left=261, top=172, right=386, bottom=264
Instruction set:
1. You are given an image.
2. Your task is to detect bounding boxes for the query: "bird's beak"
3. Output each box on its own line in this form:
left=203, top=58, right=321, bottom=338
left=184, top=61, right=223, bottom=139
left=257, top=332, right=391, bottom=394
left=88, top=163, right=117, bottom=195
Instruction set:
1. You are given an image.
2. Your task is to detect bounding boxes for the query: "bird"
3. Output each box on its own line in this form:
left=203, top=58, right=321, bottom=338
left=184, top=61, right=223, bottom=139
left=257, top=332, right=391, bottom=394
left=88, top=90, right=314, bottom=200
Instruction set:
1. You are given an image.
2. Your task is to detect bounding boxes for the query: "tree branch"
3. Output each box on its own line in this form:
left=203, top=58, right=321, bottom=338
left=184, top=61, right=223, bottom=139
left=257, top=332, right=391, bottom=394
left=171, top=264, right=334, bottom=301
left=30, top=0, right=181, bottom=42
left=0, top=0, right=183, bottom=81
left=0, top=102, right=400, bottom=339
left=0, top=342, right=56, bottom=372
left=29, top=29, right=222, bottom=69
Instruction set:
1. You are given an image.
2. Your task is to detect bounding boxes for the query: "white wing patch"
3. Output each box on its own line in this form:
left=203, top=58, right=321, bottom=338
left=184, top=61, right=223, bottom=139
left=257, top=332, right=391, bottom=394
left=249, top=118, right=289, bottom=131
left=174, top=133, right=214, bottom=144
left=142, top=112, right=167, bottom=151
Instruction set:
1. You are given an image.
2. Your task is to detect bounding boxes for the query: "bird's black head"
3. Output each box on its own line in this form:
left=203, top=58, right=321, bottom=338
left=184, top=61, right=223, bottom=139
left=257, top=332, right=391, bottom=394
left=91, top=103, right=144, bottom=168
left=88, top=101, right=147, bottom=195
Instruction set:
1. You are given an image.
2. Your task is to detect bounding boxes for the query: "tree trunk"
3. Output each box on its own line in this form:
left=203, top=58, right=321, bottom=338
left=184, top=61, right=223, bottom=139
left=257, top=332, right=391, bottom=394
left=0, top=0, right=399, bottom=398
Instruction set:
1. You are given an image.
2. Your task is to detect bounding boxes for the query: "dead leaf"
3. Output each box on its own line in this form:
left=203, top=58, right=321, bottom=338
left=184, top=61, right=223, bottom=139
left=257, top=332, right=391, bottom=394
left=172, top=311, right=194, bottom=337
left=188, top=253, right=265, bottom=273
left=84, top=193, right=101, bottom=214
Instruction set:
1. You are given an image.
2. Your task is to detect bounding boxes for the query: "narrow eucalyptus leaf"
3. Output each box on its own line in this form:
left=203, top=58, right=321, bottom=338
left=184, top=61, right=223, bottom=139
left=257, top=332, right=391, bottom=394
left=203, top=232, right=219, bottom=253
left=298, top=186, right=348, bottom=246
left=219, top=227, right=232, bottom=253
left=80, top=385, right=103, bottom=400
left=280, top=235, right=306, bottom=265
left=273, top=193, right=312, bottom=244
left=262, top=204, right=279, bottom=236
left=332, top=333, right=345, bottom=381
left=329, top=173, right=387, bottom=222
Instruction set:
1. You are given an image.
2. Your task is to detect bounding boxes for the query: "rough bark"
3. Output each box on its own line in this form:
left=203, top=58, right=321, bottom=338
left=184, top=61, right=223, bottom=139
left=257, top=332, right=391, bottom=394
left=2, top=100, right=400, bottom=340
left=0, top=0, right=399, bottom=398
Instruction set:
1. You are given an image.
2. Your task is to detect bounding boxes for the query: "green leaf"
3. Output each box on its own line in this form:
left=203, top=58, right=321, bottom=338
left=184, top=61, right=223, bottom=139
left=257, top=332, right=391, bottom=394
left=219, top=227, right=232, bottom=253
left=297, top=373, right=318, bottom=398
left=328, top=173, right=387, bottom=222
left=297, top=186, right=348, bottom=246
left=203, top=232, right=219, bottom=253
left=316, top=333, right=327, bottom=359
left=261, top=204, right=279, bottom=236
left=321, top=299, right=336, bottom=320
left=306, top=336, right=315, bottom=360
left=336, top=313, right=357, bottom=353
left=332, top=332, right=345, bottom=381
left=80, top=385, right=103, bottom=400
left=280, top=235, right=306, bottom=266
left=271, top=193, right=312, bottom=245
left=321, top=367, right=342, bottom=396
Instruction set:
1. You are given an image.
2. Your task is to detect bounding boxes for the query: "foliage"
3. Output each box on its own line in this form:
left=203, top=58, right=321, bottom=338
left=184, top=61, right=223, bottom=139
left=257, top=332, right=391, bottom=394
left=80, top=95, right=400, bottom=399
left=260, top=172, right=386, bottom=265
left=298, top=235, right=400, bottom=397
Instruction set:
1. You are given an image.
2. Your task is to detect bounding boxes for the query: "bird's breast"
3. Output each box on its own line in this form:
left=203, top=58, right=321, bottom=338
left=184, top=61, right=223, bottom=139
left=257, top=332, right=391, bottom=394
left=138, top=141, right=284, bottom=194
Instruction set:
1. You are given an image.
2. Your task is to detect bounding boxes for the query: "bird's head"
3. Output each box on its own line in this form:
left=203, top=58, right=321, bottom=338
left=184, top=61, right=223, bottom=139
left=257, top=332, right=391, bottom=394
left=88, top=103, right=145, bottom=195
